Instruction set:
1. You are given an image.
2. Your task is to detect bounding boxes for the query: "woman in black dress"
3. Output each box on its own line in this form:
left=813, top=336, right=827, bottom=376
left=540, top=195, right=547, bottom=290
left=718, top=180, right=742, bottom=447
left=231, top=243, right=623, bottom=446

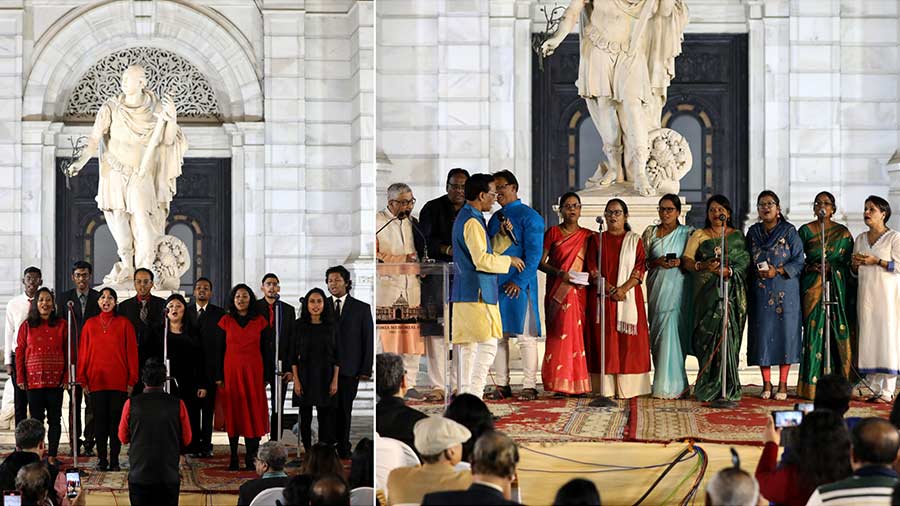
left=291, top=287, right=339, bottom=452
left=162, top=293, right=204, bottom=451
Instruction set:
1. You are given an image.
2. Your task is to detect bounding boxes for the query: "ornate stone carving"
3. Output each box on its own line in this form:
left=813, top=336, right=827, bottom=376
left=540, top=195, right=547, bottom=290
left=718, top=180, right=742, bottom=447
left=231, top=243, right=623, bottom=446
left=65, top=47, right=221, bottom=121
left=151, top=235, right=191, bottom=291
left=646, top=128, right=693, bottom=195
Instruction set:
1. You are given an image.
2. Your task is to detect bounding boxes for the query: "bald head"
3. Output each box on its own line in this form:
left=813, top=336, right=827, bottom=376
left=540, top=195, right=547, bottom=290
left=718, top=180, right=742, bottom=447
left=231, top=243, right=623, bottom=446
left=851, top=417, right=900, bottom=468
left=705, top=467, right=759, bottom=506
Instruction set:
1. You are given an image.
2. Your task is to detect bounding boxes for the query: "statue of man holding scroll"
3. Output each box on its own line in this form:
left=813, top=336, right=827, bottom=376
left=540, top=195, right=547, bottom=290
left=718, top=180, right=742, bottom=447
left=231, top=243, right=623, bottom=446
left=542, top=0, right=688, bottom=195
left=66, top=64, right=187, bottom=285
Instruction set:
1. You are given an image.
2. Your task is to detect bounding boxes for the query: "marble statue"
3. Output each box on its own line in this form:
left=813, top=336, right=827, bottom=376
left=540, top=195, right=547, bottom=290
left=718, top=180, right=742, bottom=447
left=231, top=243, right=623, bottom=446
left=542, top=0, right=689, bottom=196
left=65, top=64, right=189, bottom=287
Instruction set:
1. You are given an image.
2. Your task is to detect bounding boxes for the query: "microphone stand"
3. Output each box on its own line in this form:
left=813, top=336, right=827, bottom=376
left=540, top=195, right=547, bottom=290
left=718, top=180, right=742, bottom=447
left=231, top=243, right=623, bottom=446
left=163, top=312, right=171, bottom=393
left=66, top=303, right=79, bottom=471
left=589, top=216, right=616, bottom=408
left=376, top=215, right=401, bottom=236
left=820, top=213, right=833, bottom=375
left=274, top=296, right=283, bottom=442
left=710, top=217, right=737, bottom=409
left=410, top=217, right=431, bottom=263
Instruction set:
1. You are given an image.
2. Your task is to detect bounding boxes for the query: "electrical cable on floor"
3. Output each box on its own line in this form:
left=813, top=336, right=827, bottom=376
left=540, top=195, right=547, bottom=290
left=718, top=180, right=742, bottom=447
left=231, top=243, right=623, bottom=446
left=519, top=444, right=697, bottom=471
left=631, top=445, right=694, bottom=506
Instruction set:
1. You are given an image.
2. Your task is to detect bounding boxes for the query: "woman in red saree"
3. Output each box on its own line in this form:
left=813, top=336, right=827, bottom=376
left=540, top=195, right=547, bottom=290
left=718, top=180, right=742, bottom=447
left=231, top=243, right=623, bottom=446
left=538, top=192, right=592, bottom=394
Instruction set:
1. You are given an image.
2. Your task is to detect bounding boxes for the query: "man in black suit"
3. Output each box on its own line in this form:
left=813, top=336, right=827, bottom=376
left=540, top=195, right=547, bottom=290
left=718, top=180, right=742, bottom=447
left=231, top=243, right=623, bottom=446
left=422, top=431, right=522, bottom=505
left=254, top=273, right=296, bottom=442
left=185, top=277, right=226, bottom=457
left=236, top=441, right=289, bottom=505
left=375, top=353, right=426, bottom=456
left=326, top=265, right=373, bottom=458
left=60, top=261, right=101, bottom=456
left=117, top=268, right=166, bottom=395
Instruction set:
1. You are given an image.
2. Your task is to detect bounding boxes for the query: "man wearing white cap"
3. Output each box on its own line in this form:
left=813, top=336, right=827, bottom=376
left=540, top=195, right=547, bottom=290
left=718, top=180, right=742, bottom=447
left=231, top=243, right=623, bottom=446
left=386, top=416, right=473, bottom=505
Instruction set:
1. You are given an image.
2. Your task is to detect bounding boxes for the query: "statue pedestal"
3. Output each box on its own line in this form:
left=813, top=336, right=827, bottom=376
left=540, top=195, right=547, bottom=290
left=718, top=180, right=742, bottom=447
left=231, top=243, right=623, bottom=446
left=575, top=183, right=691, bottom=233
left=94, top=286, right=186, bottom=301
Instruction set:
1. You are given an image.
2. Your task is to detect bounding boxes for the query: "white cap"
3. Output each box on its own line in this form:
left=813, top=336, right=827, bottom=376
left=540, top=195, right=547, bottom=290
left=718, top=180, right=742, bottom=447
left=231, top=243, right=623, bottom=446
left=413, top=416, right=472, bottom=456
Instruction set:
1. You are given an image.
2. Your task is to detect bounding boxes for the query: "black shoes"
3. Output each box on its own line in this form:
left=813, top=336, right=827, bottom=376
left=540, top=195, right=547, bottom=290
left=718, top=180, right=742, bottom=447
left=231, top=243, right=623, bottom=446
left=228, top=457, right=239, bottom=471
left=97, top=458, right=109, bottom=471
left=484, top=385, right=513, bottom=400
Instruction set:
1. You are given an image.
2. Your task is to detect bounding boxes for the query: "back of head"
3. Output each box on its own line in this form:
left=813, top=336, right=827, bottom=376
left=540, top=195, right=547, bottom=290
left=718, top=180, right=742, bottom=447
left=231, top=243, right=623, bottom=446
left=791, top=409, right=852, bottom=488
left=553, top=478, right=601, bottom=506
left=375, top=353, right=404, bottom=398
left=15, top=462, right=49, bottom=505
left=14, top=419, right=45, bottom=451
left=284, top=474, right=314, bottom=506
left=705, top=467, right=759, bottom=506
left=258, top=441, right=287, bottom=472
left=444, top=393, right=494, bottom=462
left=814, top=374, right=852, bottom=416
left=301, top=443, right=344, bottom=478
left=349, top=438, right=373, bottom=489
left=851, top=417, right=900, bottom=466
left=141, top=357, right=167, bottom=388
left=471, top=431, right=519, bottom=480
left=309, top=473, right=350, bottom=506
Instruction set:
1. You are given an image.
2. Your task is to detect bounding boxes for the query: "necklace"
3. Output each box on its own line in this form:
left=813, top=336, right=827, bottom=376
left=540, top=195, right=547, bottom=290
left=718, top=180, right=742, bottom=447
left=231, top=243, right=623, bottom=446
left=99, top=314, right=114, bottom=333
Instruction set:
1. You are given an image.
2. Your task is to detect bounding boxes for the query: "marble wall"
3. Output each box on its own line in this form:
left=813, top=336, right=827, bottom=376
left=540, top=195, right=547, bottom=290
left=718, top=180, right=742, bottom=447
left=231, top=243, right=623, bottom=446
left=0, top=0, right=374, bottom=322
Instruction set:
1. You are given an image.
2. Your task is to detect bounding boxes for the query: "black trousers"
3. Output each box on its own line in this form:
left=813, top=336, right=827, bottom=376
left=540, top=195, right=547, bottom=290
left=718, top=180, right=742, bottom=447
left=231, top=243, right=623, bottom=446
left=268, top=379, right=288, bottom=441
left=129, top=481, right=180, bottom=506
left=335, top=375, right=359, bottom=456
left=298, top=404, right=336, bottom=450
left=9, top=355, right=28, bottom=426
left=90, top=390, right=127, bottom=462
left=26, top=388, right=63, bottom=456
left=73, top=385, right=95, bottom=448
left=195, top=385, right=216, bottom=453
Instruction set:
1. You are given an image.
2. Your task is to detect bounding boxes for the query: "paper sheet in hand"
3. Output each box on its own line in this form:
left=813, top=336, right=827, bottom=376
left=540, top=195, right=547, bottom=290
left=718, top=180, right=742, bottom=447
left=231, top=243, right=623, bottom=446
left=568, top=271, right=589, bottom=286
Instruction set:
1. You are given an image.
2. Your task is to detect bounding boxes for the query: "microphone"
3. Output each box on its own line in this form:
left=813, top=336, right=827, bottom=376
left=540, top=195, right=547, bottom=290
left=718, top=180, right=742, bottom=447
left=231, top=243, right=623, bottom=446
left=595, top=216, right=604, bottom=225
left=273, top=293, right=281, bottom=301
left=497, top=212, right=519, bottom=246
left=718, top=214, right=727, bottom=222
left=817, top=208, right=827, bottom=219
left=66, top=301, right=74, bottom=309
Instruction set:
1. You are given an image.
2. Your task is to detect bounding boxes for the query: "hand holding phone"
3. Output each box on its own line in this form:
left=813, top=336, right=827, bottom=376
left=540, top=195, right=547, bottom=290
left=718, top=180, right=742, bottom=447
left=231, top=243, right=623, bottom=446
left=3, top=491, right=21, bottom=506
left=65, top=470, right=81, bottom=499
left=772, top=410, right=804, bottom=428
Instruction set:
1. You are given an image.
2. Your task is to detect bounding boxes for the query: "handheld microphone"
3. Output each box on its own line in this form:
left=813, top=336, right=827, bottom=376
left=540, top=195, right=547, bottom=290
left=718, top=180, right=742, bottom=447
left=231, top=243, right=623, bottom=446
left=497, top=212, right=519, bottom=246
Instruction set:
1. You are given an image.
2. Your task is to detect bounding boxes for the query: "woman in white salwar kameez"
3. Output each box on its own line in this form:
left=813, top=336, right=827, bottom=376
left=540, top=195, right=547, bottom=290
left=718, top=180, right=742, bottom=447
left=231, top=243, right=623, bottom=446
left=852, top=195, right=900, bottom=403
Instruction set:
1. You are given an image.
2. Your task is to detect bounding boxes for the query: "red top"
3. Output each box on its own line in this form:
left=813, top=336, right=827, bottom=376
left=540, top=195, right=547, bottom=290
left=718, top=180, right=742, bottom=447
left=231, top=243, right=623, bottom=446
left=77, top=312, right=139, bottom=392
left=118, top=396, right=192, bottom=447
left=15, top=319, right=68, bottom=389
left=755, top=441, right=815, bottom=506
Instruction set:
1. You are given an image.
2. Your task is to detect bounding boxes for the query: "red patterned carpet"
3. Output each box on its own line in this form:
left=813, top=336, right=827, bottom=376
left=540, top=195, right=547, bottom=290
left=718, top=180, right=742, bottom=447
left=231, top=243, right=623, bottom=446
left=412, top=385, right=892, bottom=446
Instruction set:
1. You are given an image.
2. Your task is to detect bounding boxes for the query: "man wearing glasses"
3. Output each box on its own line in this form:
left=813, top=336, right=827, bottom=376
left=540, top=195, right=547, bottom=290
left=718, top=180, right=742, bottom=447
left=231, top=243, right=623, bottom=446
left=376, top=183, right=427, bottom=399
left=485, top=170, right=544, bottom=401
left=451, top=173, right=525, bottom=397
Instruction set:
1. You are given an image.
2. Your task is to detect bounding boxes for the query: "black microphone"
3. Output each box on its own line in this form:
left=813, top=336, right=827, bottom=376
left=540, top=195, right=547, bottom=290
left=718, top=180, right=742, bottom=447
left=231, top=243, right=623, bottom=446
left=817, top=208, right=827, bottom=219
left=718, top=214, right=727, bottom=222
left=298, top=297, right=305, bottom=306
left=497, top=212, right=519, bottom=246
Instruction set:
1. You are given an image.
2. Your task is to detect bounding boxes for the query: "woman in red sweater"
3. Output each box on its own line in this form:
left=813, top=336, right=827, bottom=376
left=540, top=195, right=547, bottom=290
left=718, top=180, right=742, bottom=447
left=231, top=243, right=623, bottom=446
left=756, top=409, right=851, bottom=505
left=217, top=283, right=272, bottom=471
left=15, top=287, right=67, bottom=464
left=77, top=287, right=138, bottom=472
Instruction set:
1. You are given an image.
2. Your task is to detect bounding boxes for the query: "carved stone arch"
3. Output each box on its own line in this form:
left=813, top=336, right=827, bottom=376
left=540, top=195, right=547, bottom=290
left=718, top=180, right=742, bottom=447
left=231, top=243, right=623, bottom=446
left=24, top=0, right=262, bottom=121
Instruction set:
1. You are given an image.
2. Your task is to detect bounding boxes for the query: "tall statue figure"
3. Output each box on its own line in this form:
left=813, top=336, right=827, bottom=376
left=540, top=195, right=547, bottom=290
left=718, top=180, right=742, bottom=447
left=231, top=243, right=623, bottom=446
left=66, top=65, right=188, bottom=286
left=542, top=0, right=689, bottom=196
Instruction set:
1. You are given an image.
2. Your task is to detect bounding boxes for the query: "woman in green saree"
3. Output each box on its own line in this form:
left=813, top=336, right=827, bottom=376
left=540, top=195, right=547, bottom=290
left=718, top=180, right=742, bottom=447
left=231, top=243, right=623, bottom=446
left=797, top=191, right=855, bottom=399
left=682, top=195, right=750, bottom=402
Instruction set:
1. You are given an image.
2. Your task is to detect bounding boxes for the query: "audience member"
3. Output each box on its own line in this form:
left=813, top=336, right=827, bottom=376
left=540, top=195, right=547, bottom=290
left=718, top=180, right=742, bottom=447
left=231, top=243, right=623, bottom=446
left=118, top=358, right=192, bottom=506
left=310, top=474, right=350, bottom=506
left=375, top=353, right=427, bottom=455
left=806, top=417, right=900, bottom=505
left=705, top=466, right=759, bottom=506
left=756, top=410, right=851, bottom=505
left=0, top=419, right=68, bottom=506
left=443, top=393, right=495, bottom=463
left=282, top=474, right=314, bottom=506
left=552, top=478, right=601, bottom=506
left=814, top=374, right=853, bottom=418
left=421, top=430, right=521, bottom=505
left=349, top=438, right=373, bottom=490
left=237, top=441, right=289, bottom=506
left=302, top=443, right=345, bottom=479
left=386, top=416, right=472, bottom=505
left=16, top=462, right=53, bottom=506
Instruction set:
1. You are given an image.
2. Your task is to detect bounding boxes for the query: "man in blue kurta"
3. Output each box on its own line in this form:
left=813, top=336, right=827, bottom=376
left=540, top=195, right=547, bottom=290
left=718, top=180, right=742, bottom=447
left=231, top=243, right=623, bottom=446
left=451, top=173, right=524, bottom=397
left=485, top=170, right=544, bottom=401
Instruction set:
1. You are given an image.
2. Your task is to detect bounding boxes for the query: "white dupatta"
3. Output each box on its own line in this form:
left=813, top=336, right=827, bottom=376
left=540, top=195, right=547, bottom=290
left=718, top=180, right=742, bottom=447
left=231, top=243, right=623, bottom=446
left=615, top=231, right=641, bottom=335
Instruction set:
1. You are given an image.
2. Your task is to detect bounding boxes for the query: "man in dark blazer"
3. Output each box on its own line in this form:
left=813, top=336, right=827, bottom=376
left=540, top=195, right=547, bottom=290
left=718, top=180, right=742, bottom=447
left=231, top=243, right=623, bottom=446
left=253, top=273, right=296, bottom=442
left=375, top=353, right=426, bottom=456
left=185, top=277, right=226, bottom=457
left=422, top=431, right=521, bottom=505
left=117, top=268, right=166, bottom=395
left=236, top=441, right=290, bottom=505
left=60, top=260, right=101, bottom=456
left=326, top=265, right=373, bottom=458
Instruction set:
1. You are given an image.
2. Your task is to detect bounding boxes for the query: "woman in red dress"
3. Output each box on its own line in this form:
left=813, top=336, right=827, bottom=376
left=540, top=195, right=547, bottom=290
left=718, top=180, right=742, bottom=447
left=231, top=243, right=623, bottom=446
left=217, top=283, right=272, bottom=470
left=586, top=199, right=652, bottom=399
left=15, top=287, right=67, bottom=464
left=77, top=287, right=138, bottom=471
left=538, top=192, right=592, bottom=395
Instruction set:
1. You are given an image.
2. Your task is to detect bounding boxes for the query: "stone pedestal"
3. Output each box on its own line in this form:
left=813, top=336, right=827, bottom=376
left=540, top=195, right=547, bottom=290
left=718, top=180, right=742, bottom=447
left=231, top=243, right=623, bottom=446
left=574, top=183, right=692, bottom=234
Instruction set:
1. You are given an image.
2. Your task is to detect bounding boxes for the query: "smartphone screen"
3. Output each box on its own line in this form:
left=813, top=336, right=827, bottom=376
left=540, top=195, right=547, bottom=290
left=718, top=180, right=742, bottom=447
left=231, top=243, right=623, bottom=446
left=666, top=253, right=677, bottom=261
left=65, top=471, right=80, bottom=499
left=772, top=410, right=804, bottom=428
left=794, top=402, right=814, bottom=414
left=3, top=491, right=21, bottom=506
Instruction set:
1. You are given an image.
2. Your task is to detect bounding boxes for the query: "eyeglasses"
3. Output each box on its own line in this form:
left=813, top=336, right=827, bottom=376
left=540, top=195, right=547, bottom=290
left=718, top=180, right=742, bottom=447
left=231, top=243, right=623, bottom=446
left=486, top=191, right=498, bottom=199
left=604, top=210, right=624, bottom=217
left=657, top=206, right=677, bottom=213
left=757, top=201, right=778, bottom=209
left=813, top=201, right=833, bottom=208
left=447, top=184, right=465, bottom=191
left=561, top=204, right=582, bottom=210
left=496, top=183, right=513, bottom=191
left=390, top=198, right=416, bottom=206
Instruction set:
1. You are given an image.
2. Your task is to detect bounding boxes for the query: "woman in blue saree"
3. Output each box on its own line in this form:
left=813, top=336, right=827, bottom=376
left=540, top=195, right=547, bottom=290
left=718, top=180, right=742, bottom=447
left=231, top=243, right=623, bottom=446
left=747, top=190, right=805, bottom=400
left=642, top=194, right=694, bottom=398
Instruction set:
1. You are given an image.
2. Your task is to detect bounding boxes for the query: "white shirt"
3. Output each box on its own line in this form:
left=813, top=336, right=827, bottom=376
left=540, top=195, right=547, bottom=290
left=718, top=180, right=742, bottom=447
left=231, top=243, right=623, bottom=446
left=331, top=294, right=348, bottom=317
left=4, top=293, right=32, bottom=364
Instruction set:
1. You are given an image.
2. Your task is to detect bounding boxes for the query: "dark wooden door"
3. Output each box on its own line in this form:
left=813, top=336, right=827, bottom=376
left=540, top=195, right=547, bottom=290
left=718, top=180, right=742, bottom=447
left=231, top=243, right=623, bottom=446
left=532, top=33, right=749, bottom=229
left=55, top=158, right=231, bottom=305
